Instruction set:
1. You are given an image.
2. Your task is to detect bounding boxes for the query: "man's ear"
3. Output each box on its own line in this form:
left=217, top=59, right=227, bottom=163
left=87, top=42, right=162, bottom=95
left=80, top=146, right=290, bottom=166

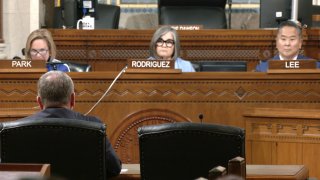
left=299, top=38, right=302, bottom=49
left=37, top=96, right=44, bottom=110
left=70, top=92, right=75, bottom=109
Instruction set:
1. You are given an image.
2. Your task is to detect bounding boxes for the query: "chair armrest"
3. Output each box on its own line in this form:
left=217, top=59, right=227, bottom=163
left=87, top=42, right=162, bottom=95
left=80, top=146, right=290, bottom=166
left=228, top=156, right=246, bottom=178
left=208, top=166, right=227, bottom=180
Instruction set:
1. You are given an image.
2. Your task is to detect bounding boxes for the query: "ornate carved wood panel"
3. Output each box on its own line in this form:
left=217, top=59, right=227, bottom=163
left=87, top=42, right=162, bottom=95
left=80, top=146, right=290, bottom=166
left=1, top=72, right=320, bottom=166
left=245, top=108, right=320, bottom=178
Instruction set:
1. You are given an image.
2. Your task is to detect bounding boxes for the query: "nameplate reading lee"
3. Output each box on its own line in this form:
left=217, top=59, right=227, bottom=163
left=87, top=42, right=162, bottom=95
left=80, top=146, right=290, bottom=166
left=268, top=60, right=317, bottom=70
left=128, top=59, right=174, bottom=69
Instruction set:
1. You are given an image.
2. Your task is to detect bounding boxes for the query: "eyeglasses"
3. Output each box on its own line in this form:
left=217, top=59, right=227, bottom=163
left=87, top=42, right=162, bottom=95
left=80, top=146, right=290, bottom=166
left=156, top=38, right=175, bottom=48
left=30, top=49, right=48, bottom=56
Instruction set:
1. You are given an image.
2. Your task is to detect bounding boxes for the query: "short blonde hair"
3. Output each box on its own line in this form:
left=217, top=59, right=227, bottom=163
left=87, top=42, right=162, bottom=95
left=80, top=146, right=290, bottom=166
left=25, top=29, right=56, bottom=59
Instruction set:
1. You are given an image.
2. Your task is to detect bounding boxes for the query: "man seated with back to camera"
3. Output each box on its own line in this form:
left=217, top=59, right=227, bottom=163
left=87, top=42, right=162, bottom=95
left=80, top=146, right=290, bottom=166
left=19, top=71, right=122, bottom=178
left=256, top=20, right=320, bottom=72
left=149, top=26, right=195, bottom=72
left=25, top=29, right=70, bottom=72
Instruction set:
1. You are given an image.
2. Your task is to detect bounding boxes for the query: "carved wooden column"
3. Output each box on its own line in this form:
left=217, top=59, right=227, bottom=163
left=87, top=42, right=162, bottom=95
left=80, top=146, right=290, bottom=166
left=0, top=0, right=2, bottom=43
left=0, top=0, right=6, bottom=59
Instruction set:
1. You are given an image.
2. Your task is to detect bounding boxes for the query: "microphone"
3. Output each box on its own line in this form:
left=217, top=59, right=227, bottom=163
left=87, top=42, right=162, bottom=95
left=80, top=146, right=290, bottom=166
left=60, top=0, right=66, bottom=28
left=46, top=62, right=64, bottom=71
left=199, top=114, right=204, bottom=124
left=85, top=65, right=128, bottom=115
left=228, top=0, right=232, bottom=29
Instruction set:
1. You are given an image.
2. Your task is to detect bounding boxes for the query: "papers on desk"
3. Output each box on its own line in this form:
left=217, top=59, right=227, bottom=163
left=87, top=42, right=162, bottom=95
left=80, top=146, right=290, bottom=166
left=121, top=169, right=128, bottom=173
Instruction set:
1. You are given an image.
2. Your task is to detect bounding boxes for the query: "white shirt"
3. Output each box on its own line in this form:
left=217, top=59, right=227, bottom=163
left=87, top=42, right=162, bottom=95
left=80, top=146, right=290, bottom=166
left=279, top=55, right=298, bottom=60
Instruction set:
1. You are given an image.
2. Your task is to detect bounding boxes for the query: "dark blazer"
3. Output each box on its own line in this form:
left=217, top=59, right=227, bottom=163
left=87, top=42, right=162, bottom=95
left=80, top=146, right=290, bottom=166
left=255, top=54, right=319, bottom=72
left=20, top=107, right=122, bottom=178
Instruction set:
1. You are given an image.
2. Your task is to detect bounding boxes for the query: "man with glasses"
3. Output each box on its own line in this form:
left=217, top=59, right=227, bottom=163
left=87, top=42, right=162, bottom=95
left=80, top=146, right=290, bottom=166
left=256, top=20, right=320, bottom=72
left=25, top=29, right=70, bottom=72
left=149, top=26, right=195, bottom=72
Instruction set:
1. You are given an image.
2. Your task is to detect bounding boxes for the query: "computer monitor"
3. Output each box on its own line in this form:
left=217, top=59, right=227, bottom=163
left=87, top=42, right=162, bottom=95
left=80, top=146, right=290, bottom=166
left=199, top=61, right=247, bottom=72
left=260, top=0, right=318, bottom=28
left=77, top=0, right=98, bottom=18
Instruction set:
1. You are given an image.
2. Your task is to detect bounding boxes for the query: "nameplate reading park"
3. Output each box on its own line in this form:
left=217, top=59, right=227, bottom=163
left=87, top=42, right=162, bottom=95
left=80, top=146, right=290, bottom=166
left=0, top=60, right=47, bottom=73
left=126, top=59, right=181, bottom=73
left=267, top=60, right=320, bottom=73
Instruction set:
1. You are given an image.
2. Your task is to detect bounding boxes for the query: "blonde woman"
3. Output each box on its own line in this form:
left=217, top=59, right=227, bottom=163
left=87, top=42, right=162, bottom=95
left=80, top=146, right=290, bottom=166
left=25, top=29, right=70, bottom=72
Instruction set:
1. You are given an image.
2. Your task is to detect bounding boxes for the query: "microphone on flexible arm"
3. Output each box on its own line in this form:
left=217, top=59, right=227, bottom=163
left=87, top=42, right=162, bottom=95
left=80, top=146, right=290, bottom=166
left=85, top=65, right=128, bottom=116
left=227, top=0, right=232, bottom=29
left=199, top=113, right=204, bottom=124
left=60, top=0, right=66, bottom=29
left=61, top=9, right=66, bottom=29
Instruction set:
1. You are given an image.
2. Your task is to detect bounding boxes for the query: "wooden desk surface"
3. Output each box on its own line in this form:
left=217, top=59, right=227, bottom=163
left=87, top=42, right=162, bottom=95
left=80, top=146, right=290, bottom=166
left=246, top=165, right=309, bottom=180
left=0, top=163, right=50, bottom=180
left=114, top=164, right=308, bottom=180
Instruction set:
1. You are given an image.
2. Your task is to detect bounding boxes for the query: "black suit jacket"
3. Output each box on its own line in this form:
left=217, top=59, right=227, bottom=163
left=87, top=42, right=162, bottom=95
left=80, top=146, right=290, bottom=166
left=20, top=107, right=122, bottom=178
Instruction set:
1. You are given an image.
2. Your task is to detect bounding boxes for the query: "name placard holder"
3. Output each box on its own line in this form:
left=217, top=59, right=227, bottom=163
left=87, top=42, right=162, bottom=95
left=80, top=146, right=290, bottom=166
left=126, top=59, right=182, bottom=74
left=267, top=60, right=320, bottom=73
left=170, top=25, right=203, bottom=31
left=0, top=60, right=47, bottom=73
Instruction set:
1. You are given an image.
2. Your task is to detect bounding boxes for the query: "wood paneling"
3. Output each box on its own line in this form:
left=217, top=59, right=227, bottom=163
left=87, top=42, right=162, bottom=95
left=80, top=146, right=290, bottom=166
left=245, top=108, right=320, bottom=178
left=1, top=72, right=320, bottom=177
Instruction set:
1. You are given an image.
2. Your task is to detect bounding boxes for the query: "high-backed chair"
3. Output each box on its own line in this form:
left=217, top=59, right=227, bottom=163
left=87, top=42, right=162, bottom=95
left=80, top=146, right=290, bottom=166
left=138, top=122, right=245, bottom=180
left=199, top=61, right=247, bottom=72
left=0, top=118, right=106, bottom=180
left=95, top=4, right=121, bottom=29
left=158, top=0, right=227, bottom=29
left=65, top=61, right=92, bottom=72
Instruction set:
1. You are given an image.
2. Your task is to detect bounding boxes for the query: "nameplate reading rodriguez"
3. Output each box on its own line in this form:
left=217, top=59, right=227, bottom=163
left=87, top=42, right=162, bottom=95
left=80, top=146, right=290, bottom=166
left=267, top=60, right=319, bottom=73
left=129, top=59, right=174, bottom=69
left=0, top=60, right=47, bottom=73
left=126, top=59, right=181, bottom=73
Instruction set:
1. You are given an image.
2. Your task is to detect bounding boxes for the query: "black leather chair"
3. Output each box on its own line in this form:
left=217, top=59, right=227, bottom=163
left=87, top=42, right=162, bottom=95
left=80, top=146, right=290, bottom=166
left=95, top=4, right=121, bottom=29
left=138, top=122, right=245, bottom=180
left=199, top=61, right=247, bottom=72
left=0, top=118, right=106, bottom=180
left=158, top=0, right=227, bottom=29
left=65, top=61, right=92, bottom=72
